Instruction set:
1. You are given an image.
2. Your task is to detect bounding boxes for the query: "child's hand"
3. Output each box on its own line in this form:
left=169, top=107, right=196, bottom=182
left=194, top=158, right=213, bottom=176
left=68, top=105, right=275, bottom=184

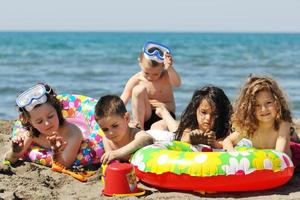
left=12, top=135, right=25, bottom=153
left=100, top=151, right=118, bottom=165
left=189, top=130, right=216, bottom=146
left=47, top=132, right=67, bottom=154
left=164, top=52, right=173, bottom=70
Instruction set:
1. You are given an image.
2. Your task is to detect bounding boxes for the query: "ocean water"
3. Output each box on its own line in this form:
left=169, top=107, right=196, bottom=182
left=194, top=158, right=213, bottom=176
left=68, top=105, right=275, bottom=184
left=0, top=32, right=300, bottom=120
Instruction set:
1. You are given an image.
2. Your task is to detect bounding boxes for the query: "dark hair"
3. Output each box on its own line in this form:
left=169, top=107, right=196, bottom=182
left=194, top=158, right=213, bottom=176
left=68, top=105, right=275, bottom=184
left=18, top=83, right=65, bottom=137
left=95, top=95, right=127, bottom=120
left=175, top=85, right=232, bottom=141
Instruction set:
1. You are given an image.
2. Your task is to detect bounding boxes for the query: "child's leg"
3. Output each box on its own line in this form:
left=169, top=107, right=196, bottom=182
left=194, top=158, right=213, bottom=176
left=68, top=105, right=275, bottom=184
left=131, top=85, right=152, bottom=130
left=150, top=119, right=168, bottom=130
left=151, top=106, right=178, bottom=132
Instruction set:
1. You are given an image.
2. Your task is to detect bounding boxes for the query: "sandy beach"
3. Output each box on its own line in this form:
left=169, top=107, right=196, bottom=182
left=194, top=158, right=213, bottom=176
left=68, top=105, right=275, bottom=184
left=0, top=119, right=300, bottom=200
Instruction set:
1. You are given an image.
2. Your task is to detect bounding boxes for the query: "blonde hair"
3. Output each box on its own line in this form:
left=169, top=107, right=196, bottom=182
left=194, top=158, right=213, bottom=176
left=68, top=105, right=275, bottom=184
left=232, top=75, right=292, bottom=138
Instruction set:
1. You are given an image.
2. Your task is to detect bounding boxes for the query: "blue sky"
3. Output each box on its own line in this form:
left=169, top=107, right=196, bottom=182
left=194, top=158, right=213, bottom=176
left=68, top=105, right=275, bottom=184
left=1, top=0, right=300, bottom=32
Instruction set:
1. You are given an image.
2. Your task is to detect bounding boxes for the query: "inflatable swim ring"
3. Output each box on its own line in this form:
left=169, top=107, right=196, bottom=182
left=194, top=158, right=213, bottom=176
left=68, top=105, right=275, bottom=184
left=130, top=141, right=294, bottom=192
left=12, top=94, right=104, bottom=166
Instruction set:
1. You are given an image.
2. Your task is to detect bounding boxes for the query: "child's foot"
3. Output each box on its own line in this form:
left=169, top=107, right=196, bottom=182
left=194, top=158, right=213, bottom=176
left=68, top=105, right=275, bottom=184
left=155, top=105, right=169, bottom=119
left=129, top=120, right=142, bottom=129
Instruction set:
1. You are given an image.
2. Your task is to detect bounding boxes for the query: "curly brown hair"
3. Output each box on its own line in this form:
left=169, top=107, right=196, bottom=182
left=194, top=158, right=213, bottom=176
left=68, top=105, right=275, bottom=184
left=232, top=75, right=292, bottom=138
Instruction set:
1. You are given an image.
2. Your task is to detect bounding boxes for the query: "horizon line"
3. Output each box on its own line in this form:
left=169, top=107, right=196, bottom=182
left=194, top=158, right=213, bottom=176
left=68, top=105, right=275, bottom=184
left=1, top=30, right=300, bottom=34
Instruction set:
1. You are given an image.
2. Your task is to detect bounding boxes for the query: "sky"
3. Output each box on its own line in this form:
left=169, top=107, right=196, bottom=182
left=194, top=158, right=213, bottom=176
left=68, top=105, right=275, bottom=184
left=0, top=0, right=300, bottom=32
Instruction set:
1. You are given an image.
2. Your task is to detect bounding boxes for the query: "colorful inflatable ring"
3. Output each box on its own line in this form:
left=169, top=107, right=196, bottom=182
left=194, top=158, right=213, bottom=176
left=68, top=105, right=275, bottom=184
left=130, top=141, right=294, bottom=192
left=12, top=94, right=104, bottom=167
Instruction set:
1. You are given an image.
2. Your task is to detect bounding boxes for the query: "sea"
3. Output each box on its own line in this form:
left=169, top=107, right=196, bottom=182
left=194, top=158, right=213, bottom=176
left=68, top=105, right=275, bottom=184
left=0, top=32, right=300, bottom=120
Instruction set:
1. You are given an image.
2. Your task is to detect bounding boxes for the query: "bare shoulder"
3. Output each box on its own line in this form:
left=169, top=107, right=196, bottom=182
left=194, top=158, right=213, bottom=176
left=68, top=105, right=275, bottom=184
left=65, top=122, right=83, bottom=140
left=133, top=128, right=152, bottom=138
left=131, top=72, right=142, bottom=80
left=279, top=120, right=291, bottom=127
left=132, top=127, right=146, bottom=136
left=278, top=120, right=291, bottom=135
left=126, top=73, right=142, bottom=85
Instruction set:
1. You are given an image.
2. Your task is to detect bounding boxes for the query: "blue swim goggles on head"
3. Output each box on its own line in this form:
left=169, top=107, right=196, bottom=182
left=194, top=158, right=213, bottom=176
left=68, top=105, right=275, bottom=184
left=143, top=41, right=171, bottom=63
left=16, top=84, right=50, bottom=112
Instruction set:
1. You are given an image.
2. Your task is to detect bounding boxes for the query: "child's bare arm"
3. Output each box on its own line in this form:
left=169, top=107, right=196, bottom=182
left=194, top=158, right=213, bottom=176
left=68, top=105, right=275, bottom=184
left=120, top=75, right=139, bottom=105
left=48, top=130, right=83, bottom=168
left=275, top=121, right=292, bottom=158
left=100, top=137, right=116, bottom=164
left=164, top=52, right=181, bottom=87
left=100, top=131, right=153, bottom=164
left=222, top=131, right=241, bottom=151
left=102, top=136, right=113, bottom=152
left=5, top=134, right=33, bottom=164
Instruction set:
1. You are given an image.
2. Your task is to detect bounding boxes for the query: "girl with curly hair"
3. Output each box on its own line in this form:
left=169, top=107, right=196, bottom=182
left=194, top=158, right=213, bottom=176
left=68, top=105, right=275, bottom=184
left=223, top=75, right=293, bottom=158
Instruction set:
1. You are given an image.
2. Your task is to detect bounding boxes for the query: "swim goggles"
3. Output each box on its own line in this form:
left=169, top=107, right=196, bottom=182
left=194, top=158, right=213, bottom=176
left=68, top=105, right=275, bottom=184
left=16, top=84, right=49, bottom=112
left=143, top=41, right=171, bottom=63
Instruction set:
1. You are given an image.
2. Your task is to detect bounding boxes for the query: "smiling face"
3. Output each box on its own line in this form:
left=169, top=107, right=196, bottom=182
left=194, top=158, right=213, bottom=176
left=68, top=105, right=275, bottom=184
left=29, top=103, right=60, bottom=136
left=254, top=90, right=278, bottom=123
left=139, top=59, right=164, bottom=82
left=96, top=113, right=130, bottom=144
left=196, top=99, right=216, bottom=132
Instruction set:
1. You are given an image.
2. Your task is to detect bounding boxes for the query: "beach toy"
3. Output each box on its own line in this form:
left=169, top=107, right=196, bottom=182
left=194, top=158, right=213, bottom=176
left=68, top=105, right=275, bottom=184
left=51, top=162, right=96, bottom=182
left=143, top=41, right=171, bottom=63
left=12, top=94, right=104, bottom=167
left=130, top=141, right=294, bottom=192
left=102, top=162, right=145, bottom=197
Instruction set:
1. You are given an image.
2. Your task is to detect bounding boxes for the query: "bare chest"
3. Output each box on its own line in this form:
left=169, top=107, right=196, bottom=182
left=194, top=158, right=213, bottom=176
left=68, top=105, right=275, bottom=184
left=140, top=79, right=173, bottom=100
left=251, top=130, right=278, bottom=149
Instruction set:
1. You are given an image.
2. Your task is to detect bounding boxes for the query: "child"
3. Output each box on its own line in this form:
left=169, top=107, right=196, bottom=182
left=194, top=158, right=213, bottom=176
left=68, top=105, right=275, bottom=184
left=155, top=85, right=232, bottom=149
left=222, top=75, right=293, bottom=158
left=94, top=95, right=154, bottom=164
left=5, top=83, right=83, bottom=168
left=121, top=41, right=181, bottom=130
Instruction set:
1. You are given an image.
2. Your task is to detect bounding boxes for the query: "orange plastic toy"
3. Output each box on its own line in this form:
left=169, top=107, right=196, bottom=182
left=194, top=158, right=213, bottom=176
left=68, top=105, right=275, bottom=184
left=51, top=162, right=95, bottom=182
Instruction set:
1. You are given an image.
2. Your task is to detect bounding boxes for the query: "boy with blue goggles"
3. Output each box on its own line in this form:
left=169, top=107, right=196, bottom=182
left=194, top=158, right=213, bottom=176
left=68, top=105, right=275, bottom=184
left=143, top=42, right=171, bottom=63
left=16, top=84, right=50, bottom=112
left=121, top=41, right=181, bottom=130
